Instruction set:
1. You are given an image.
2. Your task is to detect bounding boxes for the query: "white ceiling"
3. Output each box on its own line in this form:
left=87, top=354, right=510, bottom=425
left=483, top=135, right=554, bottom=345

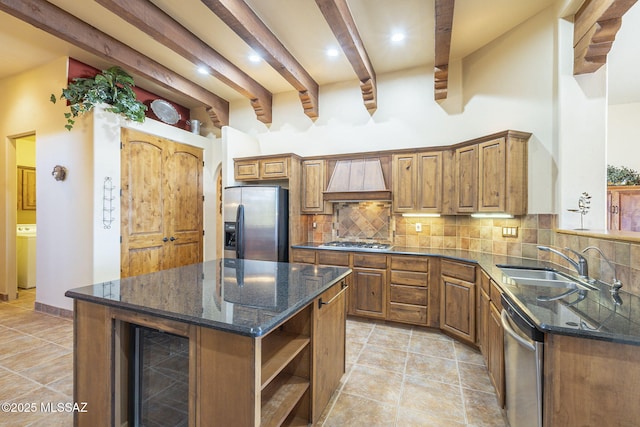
left=0, top=0, right=636, bottom=109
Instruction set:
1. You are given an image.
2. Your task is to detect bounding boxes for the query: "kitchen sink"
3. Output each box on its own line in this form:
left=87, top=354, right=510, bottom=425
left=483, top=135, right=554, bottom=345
left=498, top=266, right=597, bottom=290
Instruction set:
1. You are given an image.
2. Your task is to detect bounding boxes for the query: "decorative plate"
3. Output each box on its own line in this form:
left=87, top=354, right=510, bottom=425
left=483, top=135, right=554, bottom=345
left=150, top=99, right=180, bottom=124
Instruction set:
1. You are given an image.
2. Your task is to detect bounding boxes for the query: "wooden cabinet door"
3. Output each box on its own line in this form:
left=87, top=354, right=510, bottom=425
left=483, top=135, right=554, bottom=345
left=17, top=166, right=36, bottom=210
left=312, top=280, right=347, bottom=422
left=301, top=159, right=329, bottom=213
left=417, top=151, right=442, bottom=212
left=478, top=138, right=506, bottom=212
left=121, top=129, right=203, bottom=278
left=488, top=302, right=505, bottom=407
left=234, top=159, right=259, bottom=181
left=351, top=268, right=387, bottom=319
left=440, top=275, right=476, bottom=344
left=455, top=145, right=477, bottom=213
left=260, top=157, right=289, bottom=179
left=392, top=154, right=417, bottom=212
left=608, top=189, right=620, bottom=230
left=618, top=189, right=640, bottom=232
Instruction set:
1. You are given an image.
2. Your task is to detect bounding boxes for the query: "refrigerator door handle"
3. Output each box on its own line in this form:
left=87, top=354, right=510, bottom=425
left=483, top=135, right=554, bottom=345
left=236, top=204, right=245, bottom=259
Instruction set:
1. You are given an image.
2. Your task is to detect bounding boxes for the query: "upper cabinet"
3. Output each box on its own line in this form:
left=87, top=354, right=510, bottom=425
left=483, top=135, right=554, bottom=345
left=447, top=131, right=530, bottom=215
left=301, top=159, right=331, bottom=214
left=234, top=155, right=294, bottom=181
left=17, top=166, right=36, bottom=210
left=607, top=186, right=640, bottom=231
left=478, top=135, right=528, bottom=215
left=393, top=151, right=443, bottom=213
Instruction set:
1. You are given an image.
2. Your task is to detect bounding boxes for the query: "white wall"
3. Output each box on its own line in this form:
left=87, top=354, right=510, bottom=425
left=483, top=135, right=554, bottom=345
left=608, top=102, right=640, bottom=172
left=228, top=7, right=559, bottom=215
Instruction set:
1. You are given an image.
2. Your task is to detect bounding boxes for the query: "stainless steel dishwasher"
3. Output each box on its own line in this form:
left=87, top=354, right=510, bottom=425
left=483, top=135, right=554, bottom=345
left=501, top=295, right=544, bottom=427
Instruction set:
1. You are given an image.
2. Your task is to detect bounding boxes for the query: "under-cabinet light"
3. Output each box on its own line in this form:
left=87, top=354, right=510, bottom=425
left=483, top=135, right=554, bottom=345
left=470, top=213, right=514, bottom=219
left=401, top=213, right=441, bottom=218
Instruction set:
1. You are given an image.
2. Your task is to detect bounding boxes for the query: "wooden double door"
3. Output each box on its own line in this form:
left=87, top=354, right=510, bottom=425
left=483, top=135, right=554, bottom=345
left=121, top=129, right=203, bottom=278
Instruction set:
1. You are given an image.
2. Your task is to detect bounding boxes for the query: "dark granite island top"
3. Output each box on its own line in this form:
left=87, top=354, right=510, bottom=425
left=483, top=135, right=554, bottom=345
left=65, top=258, right=352, bottom=427
left=65, top=258, right=351, bottom=337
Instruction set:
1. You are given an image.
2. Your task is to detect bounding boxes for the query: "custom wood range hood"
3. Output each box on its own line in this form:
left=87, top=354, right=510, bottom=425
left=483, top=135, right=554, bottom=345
left=323, top=158, right=391, bottom=201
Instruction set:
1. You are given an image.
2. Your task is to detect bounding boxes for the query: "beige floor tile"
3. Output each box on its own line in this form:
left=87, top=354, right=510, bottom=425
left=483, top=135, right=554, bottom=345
left=373, top=321, right=413, bottom=335
left=395, top=407, right=467, bottom=427
left=355, top=344, right=407, bottom=374
left=0, top=335, right=50, bottom=362
left=405, top=352, right=460, bottom=386
left=458, top=361, right=495, bottom=394
left=411, top=326, right=454, bottom=342
left=399, top=375, right=466, bottom=424
left=367, top=327, right=411, bottom=350
left=46, top=374, right=74, bottom=399
left=3, top=386, right=74, bottom=426
left=463, top=388, right=507, bottom=427
left=20, top=353, right=73, bottom=386
left=0, top=367, right=42, bottom=402
left=0, top=341, right=71, bottom=373
left=409, top=333, right=456, bottom=359
left=342, top=365, right=404, bottom=406
left=322, top=393, right=397, bottom=427
left=454, top=341, right=486, bottom=365
left=346, top=341, right=364, bottom=365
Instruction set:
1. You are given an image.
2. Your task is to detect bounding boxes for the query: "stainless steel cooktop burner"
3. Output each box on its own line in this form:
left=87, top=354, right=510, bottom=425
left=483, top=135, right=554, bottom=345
left=319, top=241, right=392, bottom=251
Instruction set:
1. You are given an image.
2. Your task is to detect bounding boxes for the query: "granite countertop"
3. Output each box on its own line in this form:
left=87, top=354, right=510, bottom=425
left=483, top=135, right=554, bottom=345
left=65, top=258, right=351, bottom=337
left=293, top=243, right=640, bottom=345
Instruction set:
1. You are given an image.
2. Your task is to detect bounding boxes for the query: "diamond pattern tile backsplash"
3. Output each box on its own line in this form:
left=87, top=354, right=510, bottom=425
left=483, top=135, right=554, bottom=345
left=335, top=202, right=392, bottom=242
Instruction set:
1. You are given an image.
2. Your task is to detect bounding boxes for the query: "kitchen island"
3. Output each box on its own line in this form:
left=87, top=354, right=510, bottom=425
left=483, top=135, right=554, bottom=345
left=65, top=258, right=351, bottom=427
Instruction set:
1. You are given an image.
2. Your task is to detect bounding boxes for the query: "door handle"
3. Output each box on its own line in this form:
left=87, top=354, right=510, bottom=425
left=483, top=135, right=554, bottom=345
left=170, top=236, right=177, bottom=241
left=500, top=309, right=535, bottom=351
left=318, top=283, right=349, bottom=309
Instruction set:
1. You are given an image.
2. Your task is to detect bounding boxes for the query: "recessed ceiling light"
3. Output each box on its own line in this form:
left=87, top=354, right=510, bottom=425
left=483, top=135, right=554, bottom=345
left=326, top=48, right=339, bottom=57
left=197, top=66, right=209, bottom=75
left=391, top=32, right=406, bottom=43
left=248, top=54, right=261, bottom=63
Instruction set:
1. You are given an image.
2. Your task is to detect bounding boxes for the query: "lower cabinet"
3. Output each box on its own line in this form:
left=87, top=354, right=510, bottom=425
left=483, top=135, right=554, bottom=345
left=440, top=260, right=476, bottom=345
left=487, top=298, right=505, bottom=407
left=312, top=280, right=347, bottom=423
left=351, top=268, right=387, bottom=319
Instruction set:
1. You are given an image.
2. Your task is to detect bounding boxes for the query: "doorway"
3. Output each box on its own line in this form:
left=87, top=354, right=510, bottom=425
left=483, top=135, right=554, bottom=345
left=16, top=134, right=37, bottom=292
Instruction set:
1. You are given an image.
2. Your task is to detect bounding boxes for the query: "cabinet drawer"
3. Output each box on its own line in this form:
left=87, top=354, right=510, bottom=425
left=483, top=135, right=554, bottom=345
left=390, top=270, right=428, bottom=287
left=490, top=280, right=503, bottom=311
left=260, top=157, right=289, bottom=178
left=318, top=250, right=350, bottom=266
left=353, top=253, right=387, bottom=269
left=291, top=249, right=316, bottom=264
left=390, top=285, right=427, bottom=305
left=390, top=256, right=428, bottom=272
left=388, top=303, right=427, bottom=325
left=441, top=259, right=476, bottom=282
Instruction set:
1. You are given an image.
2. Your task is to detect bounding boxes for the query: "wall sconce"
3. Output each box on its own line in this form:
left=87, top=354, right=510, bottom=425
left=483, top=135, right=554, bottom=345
left=52, top=165, right=67, bottom=181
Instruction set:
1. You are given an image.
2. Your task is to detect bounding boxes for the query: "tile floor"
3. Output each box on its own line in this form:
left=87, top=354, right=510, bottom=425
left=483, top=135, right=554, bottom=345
left=0, top=290, right=507, bottom=426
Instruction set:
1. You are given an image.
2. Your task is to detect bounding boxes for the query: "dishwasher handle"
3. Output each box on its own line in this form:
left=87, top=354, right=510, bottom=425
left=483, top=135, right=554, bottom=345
left=501, top=309, right=535, bottom=351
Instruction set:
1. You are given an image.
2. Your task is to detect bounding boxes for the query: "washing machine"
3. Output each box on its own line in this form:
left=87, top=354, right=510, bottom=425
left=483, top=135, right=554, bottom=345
left=16, top=224, right=36, bottom=289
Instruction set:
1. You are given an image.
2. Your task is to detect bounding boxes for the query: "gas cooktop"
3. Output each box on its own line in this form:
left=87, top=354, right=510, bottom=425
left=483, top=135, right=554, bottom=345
left=319, top=241, right=392, bottom=251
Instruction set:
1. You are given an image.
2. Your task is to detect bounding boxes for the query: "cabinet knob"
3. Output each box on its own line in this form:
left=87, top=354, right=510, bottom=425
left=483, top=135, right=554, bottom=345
left=163, top=237, right=169, bottom=242
left=170, top=236, right=177, bottom=241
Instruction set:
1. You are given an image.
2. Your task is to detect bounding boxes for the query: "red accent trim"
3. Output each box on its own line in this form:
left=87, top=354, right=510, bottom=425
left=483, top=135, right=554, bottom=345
left=68, top=58, right=190, bottom=130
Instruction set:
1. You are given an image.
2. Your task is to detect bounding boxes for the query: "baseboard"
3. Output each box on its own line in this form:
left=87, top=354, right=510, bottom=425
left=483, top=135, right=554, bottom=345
left=34, top=301, right=74, bottom=319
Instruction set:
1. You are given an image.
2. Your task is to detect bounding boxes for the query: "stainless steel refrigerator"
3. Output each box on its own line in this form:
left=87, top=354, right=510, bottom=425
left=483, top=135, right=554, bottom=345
left=223, top=186, right=289, bottom=262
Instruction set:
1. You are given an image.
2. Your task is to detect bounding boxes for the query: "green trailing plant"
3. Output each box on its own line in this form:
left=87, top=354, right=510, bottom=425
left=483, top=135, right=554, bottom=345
left=607, top=165, right=640, bottom=185
left=50, top=66, right=147, bottom=130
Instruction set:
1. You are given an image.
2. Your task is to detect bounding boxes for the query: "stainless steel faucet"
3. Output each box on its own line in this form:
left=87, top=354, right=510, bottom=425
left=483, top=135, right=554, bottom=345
left=537, top=246, right=589, bottom=278
left=582, top=246, right=623, bottom=295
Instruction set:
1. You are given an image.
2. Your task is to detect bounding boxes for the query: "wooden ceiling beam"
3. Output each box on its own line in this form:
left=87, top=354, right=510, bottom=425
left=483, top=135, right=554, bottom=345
left=434, top=0, right=455, bottom=101
left=573, top=0, right=637, bottom=75
left=0, top=0, right=229, bottom=127
left=95, top=0, right=272, bottom=124
left=201, top=0, right=319, bottom=119
left=316, top=0, right=377, bottom=113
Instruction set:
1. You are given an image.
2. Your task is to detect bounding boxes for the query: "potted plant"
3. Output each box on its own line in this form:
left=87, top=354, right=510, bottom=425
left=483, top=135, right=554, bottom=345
left=50, top=66, right=147, bottom=130
left=607, top=165, right=640, bottom=186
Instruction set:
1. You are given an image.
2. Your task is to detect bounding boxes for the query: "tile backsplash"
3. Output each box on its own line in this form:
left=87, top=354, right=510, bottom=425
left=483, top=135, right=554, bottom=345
left=306, top=206, right=640, bottom=295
